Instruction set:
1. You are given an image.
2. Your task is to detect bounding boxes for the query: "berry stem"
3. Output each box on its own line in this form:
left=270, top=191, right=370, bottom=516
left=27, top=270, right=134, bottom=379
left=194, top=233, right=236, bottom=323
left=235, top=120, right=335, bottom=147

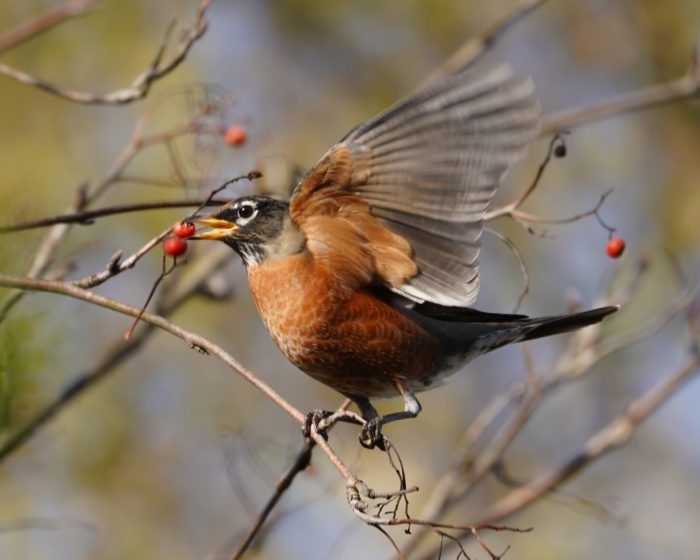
left=124, top=255, right=180, bottom=340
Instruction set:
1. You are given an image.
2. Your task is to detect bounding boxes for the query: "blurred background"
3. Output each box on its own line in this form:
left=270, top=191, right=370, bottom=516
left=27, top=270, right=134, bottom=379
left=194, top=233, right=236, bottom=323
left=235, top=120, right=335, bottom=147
left=1, top=1, right=699, bottom=559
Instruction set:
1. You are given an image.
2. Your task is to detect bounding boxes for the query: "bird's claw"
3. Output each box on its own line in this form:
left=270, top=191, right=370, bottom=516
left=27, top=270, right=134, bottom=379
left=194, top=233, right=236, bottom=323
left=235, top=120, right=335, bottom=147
left=359, top=418, right=387, bottom=451
left=301, top=409, right=334, bottom=440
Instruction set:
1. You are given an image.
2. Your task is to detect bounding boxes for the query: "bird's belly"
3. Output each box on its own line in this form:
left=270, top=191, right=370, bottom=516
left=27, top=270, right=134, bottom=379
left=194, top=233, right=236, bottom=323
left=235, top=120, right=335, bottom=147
left=247, top=257, right=441, bottom=397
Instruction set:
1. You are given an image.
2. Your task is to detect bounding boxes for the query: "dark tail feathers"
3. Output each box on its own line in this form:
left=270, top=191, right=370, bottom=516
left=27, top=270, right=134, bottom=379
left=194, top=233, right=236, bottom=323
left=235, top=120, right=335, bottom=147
left=406, top=303, right=618, bottom=357
left=521, top=305, right=619, bottom=342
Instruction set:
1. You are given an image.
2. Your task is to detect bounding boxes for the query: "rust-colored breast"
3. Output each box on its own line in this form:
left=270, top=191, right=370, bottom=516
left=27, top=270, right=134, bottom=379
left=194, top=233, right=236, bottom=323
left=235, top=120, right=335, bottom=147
left=247, top=254, right=439, bottom=398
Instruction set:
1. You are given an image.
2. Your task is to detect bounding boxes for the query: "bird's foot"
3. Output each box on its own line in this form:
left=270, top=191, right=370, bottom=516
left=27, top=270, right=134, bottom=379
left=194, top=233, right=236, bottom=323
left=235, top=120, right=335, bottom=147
left=301, top=409, right=334, bottom=440
left=359, top=418, right=387, bottom=451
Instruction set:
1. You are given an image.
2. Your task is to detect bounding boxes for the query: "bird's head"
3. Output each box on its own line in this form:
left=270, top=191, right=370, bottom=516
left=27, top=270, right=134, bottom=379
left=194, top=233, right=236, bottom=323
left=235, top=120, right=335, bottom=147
left=191, top=196, right=302, bottom=267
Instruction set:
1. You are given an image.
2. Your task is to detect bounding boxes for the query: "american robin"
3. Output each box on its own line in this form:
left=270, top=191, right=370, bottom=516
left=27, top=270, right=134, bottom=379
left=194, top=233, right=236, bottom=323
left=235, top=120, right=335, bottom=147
left=192, top=63, right=617, bottom=448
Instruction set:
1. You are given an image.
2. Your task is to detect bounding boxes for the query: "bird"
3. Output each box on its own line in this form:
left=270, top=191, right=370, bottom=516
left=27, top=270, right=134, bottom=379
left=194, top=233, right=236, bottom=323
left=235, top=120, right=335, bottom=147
left=191, top=62, right=617, bottom=449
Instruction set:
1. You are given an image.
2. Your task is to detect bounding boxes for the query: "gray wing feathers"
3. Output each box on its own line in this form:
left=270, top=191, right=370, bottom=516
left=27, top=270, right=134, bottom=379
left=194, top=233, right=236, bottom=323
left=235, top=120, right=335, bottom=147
left=343, top=63, right=540, bottom=306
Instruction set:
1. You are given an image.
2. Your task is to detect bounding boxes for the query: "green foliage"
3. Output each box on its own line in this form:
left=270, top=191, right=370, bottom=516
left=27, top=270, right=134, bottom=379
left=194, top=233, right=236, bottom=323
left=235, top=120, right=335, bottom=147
left=0, top=315, right=43, bottom=432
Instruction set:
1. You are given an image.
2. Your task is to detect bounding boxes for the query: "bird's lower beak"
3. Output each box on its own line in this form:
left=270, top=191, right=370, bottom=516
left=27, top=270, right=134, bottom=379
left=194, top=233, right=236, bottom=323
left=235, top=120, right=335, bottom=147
left=190, top=217, right=238, bottom=240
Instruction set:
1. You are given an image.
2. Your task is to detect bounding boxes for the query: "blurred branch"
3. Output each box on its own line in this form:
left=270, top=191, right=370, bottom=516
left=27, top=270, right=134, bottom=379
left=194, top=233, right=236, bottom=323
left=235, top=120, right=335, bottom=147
left=0, top=273, right=306, bottom=425
left=480, top=353, right=700, bottom=523
left=0, top=516, right=94, bottom=534
left=407, top=266, right=698, bottom=560
left=0, top=168, right=262, bottom=234
left=230, top=398, right=354, bottom=559
left=418, top=0, right=548, bottom=89
left=0, top=245, right=232, bottom=464
left=0, top=0, right=210, bottom=104
left=0, top=0, right=99, bottom=54
left=542, top=38, right=700, bottom=132
left=231, top=440, right=315, bottom=559
left=413, top=350, right=700, bottom=560
left=0, top=198, right=228, bottom=233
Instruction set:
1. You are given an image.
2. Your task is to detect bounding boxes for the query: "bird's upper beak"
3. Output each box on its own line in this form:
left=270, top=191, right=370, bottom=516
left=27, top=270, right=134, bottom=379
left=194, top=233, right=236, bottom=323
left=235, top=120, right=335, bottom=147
left=189, top=217, right=238, bottom=240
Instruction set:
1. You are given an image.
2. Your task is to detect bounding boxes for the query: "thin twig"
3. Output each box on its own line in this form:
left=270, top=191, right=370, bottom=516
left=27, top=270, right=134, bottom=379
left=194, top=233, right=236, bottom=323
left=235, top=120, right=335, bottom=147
left=72, top=227, right=172, bottom=289
left=373, top=525, right=407, bottom=560
left=483, top=133, right=568, bottom=222
left=70, top=173, right=260, bottom=290
left=484, top=228, right=530, bottom=312
left=123, top=254, right=180, bottom=340
left=509, top=189, right=613, bottom=226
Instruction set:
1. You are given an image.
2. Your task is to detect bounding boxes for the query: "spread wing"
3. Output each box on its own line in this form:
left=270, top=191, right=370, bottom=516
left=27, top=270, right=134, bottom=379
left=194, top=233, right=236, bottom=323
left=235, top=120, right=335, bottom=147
left=290, top=63, right=540, bottom=306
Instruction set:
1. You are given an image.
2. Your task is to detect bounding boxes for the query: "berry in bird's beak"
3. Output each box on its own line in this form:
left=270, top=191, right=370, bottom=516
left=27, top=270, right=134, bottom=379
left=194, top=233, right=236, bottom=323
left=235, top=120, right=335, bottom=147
left=172, top=220, right=196, bottom=238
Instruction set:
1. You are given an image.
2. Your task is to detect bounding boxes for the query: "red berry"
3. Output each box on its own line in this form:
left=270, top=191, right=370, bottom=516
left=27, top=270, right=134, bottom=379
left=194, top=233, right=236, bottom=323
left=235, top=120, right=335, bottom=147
left=172, top=220, right=196, bottom=238
left=224, top=124, right=247, bottom=146
left=606, top=236, right=625, bottom=258
left=163, top=237, right=188, bottom=256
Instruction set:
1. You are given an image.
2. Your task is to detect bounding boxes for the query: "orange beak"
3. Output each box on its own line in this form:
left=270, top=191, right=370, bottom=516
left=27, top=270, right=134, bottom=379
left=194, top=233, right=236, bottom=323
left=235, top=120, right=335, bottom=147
left=190, top=217, right=238, bottom=240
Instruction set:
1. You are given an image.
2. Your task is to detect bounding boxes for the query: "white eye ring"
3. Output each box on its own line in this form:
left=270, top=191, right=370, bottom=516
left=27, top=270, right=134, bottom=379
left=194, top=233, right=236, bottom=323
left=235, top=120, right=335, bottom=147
left=235, top=202, right=258, bottom=225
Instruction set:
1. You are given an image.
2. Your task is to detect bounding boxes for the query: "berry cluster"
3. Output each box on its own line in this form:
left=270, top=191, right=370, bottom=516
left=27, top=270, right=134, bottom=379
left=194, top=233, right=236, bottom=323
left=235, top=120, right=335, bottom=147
left=163, top=220, right=196, bottom=256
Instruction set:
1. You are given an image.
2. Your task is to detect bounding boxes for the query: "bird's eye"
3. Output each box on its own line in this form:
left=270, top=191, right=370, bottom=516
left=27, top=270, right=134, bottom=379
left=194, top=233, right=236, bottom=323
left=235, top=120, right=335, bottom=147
left=235, top=202, right=257, bottom=224
left=239, top=204, right=254, bottom=218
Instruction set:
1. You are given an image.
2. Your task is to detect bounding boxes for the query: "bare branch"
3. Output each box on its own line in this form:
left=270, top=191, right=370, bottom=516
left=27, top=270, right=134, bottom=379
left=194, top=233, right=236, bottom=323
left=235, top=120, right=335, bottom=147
left=0, top=0, right=210, bottom=105
left=542, top=38, right=700, bottom=132
left=479, top=354, right=700, bottom=523
left=0, top=198, right=228, bottom=233
left=418, top=0, right=548, bottom=89
left=0, top=273, right=306, bottom=424
left=0, top=0, right=99, bottom=54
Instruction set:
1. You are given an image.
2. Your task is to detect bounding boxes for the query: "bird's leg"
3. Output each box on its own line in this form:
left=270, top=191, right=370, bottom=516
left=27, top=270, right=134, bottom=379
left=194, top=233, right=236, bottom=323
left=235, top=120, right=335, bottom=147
left=359, top=384, right=422, bottom=450
left=348, top=394, right=379, bottom=422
